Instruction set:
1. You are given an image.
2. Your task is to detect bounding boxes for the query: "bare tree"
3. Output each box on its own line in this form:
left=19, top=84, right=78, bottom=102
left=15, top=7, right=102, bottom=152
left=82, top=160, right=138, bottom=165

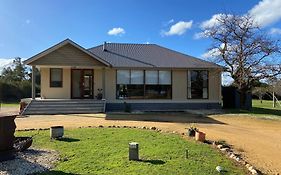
left=203, top=14, right=281, bottom=108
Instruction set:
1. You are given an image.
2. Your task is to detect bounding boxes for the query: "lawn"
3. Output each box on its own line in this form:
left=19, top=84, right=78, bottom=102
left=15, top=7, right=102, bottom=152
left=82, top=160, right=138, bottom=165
left=17, top=128, right=245, bottom=175
left=0, top=102, right=19, bottom=107
left=225, top=99, right=281, bottom=120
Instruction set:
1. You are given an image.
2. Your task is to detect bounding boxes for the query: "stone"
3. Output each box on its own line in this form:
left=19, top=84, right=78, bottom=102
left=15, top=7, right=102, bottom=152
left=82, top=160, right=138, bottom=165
left=98, top=125, right=103, bottom=128
left=250, top=169, right=258, bottom=175
left=220, top=148, right=229, bottom=152
left=229, top=153, right=235, bottom=159
left=150, top=127, right=157, bottom=130
left=217, top=144, right=223, bottom=149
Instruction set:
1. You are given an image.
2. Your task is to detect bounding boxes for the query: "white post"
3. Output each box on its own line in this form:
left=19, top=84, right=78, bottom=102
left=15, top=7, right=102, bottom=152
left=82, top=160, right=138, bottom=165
left=102, top=68, right=106, bottom=99
left=273, top=91, right=276, bottom=108
left=32, top=65, right=36, bottom=100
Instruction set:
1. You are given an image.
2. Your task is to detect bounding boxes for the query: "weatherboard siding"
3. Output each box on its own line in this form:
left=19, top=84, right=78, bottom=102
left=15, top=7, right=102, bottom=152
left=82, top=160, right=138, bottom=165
left=32, top=44, right=104, bottom=66
left=40, top=67, right=71, bottom=99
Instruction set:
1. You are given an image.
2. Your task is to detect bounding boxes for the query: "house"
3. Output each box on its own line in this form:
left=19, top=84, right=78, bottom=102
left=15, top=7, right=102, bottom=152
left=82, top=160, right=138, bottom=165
left=22, top=39, right=222, bottom=114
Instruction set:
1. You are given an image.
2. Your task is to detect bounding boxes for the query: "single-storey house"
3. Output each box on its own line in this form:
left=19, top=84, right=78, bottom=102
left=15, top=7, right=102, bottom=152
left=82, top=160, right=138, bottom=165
left=22, top=39, right=222, bottom=114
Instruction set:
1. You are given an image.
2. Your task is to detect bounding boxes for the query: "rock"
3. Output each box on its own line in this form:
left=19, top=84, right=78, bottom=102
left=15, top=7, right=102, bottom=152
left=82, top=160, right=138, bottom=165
left=235, top=157, right=240, bottom=162
left=217, top=144, right=223, bottom=149
left=98, top=125, right=103, bottom=128
left=245, top=164, right=251, bottom=169
left=220, top=148, right=229, bottom=152
left=229, top=153, right=235, bottom=159
left=150, top=127, right=157, bottom=130
left=250, top=168, right=258, bottom=175
left=142, top=126, right=146, bottom=129
left=216, top=166, right=223, bottom=172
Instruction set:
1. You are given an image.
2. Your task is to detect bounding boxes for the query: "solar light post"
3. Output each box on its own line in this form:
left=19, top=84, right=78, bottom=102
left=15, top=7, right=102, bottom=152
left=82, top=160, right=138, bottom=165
left=129, top=142, right=139, bottom=161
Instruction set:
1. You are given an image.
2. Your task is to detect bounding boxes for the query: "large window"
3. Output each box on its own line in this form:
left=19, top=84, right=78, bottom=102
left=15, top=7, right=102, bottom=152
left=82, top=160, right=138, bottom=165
left=50, top=68, right=63, bottom=87
left=116, top=70, right=144, bottom=99
left=187, top=70, right=208, bottom=99
left=145, top=71, right=172, bottom=99
left=116, top=70, right=172, bottom=99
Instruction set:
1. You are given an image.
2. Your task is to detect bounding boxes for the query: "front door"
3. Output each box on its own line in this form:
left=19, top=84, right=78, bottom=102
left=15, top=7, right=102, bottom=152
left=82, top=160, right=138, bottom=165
left=71, top=69, right=94, bottom=99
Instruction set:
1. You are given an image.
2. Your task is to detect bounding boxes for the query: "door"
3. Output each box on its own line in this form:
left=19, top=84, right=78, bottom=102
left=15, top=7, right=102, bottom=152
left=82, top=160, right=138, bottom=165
left=71, top=69, right=94, bottom=99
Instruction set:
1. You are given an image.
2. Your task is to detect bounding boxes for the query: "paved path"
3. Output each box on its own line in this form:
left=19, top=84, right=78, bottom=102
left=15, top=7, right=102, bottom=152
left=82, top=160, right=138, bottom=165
left=15, top=113, right=281, bottom=174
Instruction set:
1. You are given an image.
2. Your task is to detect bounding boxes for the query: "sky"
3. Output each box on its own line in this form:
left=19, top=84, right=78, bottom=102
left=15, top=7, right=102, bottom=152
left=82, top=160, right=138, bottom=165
left=0, top=0, right=281, bottom=78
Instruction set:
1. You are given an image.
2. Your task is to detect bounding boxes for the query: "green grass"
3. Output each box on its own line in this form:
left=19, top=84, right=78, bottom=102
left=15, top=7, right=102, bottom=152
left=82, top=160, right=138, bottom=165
left=17, top=128, right=245, bottom=175
left=224, top=99, right=281, bottom=120
left=0, top=102, right=19, bottom=107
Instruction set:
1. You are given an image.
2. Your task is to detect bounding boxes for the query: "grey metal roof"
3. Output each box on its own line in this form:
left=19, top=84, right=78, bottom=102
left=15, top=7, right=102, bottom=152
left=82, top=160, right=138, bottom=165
left=88, top=43, right=222, bottom=69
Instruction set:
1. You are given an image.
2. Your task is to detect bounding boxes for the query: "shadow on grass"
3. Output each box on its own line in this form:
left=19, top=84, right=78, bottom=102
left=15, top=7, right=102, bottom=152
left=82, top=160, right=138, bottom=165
left=138, top=159, right=166, bottom=165
left=41, top=170, right=79, bottom=175
left=106, top=112, right=226, bottom=125
left=57, top=137, right=80, bottom=142
left=224, top=107, right=281, bottom=117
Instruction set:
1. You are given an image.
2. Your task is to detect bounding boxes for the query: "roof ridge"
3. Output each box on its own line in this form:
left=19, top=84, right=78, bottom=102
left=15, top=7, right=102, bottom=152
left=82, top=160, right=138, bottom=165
left=87, top=43, right=155, bottom=50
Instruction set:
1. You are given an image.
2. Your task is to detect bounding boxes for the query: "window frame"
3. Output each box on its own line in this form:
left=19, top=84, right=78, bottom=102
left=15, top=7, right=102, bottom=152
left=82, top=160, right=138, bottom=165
left=116, top=69, right=172, bottom=100
left=187, top=70, right=209, bottom=99
left=50, top=68, right=63, bottom=88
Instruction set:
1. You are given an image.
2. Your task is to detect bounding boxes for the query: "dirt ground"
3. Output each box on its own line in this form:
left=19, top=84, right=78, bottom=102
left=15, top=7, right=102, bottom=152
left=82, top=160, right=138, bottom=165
left=11, top=111, right=281, bottom=174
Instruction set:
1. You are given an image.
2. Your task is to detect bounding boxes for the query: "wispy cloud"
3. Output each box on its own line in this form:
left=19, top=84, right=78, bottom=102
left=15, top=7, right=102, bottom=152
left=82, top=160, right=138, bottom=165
left=200, top=14, right=227, bottom=29
left=107, top=27, right=125, bottom=36
left=249, top=0, right=281, bottom=27
left=25, top=19, right=31, bottom=24
left=162, top=20, right=193, bottom=36
left=168, top=19, right=174, bottom=24
left=0, top=58, right=14, bottom=74
left=269, top=28, right=281, bottom=35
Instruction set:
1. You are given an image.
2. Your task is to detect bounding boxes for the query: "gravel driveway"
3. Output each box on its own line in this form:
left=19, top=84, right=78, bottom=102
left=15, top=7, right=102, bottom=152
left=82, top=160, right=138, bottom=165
left=14, top=113, right=281, bottom=175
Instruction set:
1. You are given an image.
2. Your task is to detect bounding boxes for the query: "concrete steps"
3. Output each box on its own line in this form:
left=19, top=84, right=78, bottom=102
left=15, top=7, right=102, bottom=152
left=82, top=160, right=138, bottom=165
left=21, top=99, right=106, bottom=115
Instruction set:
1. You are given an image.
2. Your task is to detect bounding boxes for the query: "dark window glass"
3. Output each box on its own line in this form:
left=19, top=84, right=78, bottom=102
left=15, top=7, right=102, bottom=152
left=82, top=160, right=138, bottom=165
left=50, top=68, right=62, bottom=87
left=145, top=85, right=172, bottom=99
left=116, top=85, right=144, bottom=99
left=116, top=70, right=172, bottom=99
left=188, top=70, right=208, bottom=99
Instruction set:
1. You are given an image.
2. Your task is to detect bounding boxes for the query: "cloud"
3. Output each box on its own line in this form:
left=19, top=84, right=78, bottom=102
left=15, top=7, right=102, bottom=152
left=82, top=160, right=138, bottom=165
left=199, top=0, right=281, bottom=33
left=222, top=72, right=234, bottom=86
left=269, top=28, right=281, bottom=35
left=25, top=19, right=31, bottom=24
left=107, top=27, right=125, bottom=36
left=200, top=14, right=226, bottom=29
left=162, top=20, right=193, bottom=36
left=249, top=0, right=281, bottom=27
left=0, top=58, right=14, bottom=74
left=168, top=19, right=174, bottom=24
left=201, top=48, right=220, bottom=59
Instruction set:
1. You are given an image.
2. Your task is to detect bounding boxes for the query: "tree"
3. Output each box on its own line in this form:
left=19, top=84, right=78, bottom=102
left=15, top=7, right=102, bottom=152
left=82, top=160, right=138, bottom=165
left=203, top=14, right=281, bottom=108
left=0, top=57, right=32, bottom=102
left=1, top=57, right=28, bottom=83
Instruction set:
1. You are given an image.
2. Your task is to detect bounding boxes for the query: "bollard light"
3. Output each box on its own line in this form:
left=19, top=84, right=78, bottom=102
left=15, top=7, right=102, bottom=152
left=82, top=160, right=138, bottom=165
left=129, top=142, right=139, bottom=161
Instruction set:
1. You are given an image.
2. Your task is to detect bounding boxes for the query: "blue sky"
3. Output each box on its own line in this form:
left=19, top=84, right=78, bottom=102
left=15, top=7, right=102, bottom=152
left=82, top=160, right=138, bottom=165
left=0, top=0, right=281, bottom=64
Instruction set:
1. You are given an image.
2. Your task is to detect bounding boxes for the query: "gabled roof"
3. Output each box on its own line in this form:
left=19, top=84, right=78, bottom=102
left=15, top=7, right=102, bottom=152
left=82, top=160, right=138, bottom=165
left=24, top=39, right=222, bottom=69
left=23, top=39, right=110, bottom=66
left=88, top=43, right=222, bottom=69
